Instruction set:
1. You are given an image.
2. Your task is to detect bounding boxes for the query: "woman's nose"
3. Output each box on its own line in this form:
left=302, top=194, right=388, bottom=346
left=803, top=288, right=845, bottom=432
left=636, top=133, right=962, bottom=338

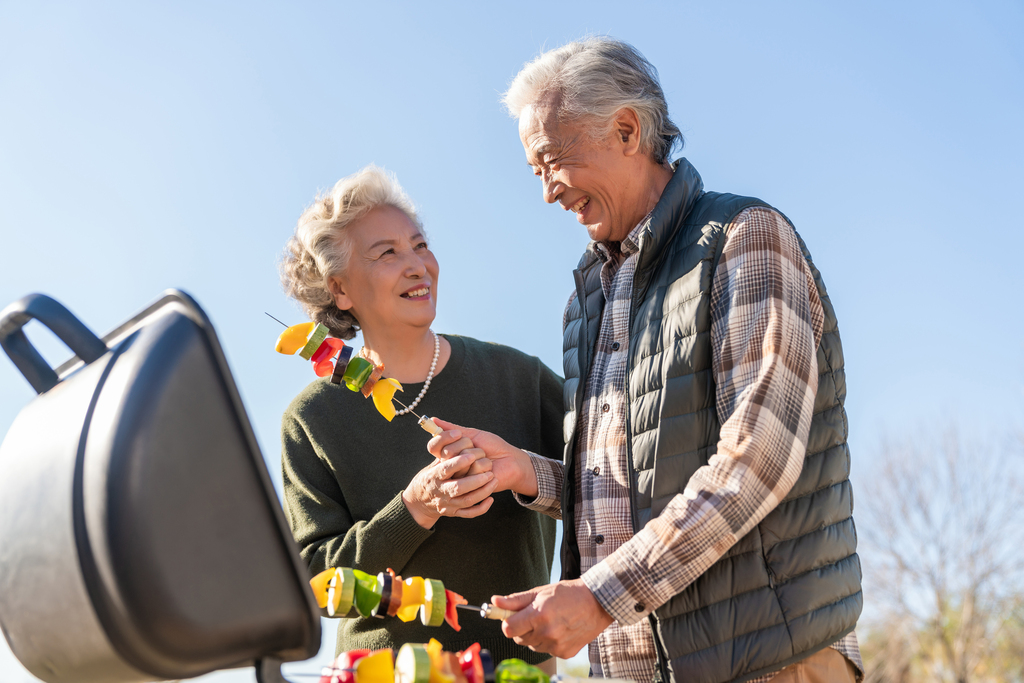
left=404, top=252, right=428, bottom=276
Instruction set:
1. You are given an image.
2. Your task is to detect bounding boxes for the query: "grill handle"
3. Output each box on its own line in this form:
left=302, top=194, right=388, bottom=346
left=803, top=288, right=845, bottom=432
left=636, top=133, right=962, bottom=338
left=0, top=293, right=107, bottom=394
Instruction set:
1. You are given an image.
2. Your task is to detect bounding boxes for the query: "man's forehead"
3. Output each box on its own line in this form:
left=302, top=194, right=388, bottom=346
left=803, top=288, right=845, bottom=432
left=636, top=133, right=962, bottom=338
left=519, top=102, right=566, bottom=158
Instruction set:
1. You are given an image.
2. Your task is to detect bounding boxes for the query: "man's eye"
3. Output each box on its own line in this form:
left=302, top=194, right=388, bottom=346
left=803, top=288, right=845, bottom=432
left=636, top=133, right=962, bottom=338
left=415, top=242, right=429, bottom=250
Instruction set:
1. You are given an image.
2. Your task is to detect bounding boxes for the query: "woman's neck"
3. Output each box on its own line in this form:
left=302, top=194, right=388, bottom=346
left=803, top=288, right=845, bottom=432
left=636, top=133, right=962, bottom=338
left=359, top=326, right=451, bottom=384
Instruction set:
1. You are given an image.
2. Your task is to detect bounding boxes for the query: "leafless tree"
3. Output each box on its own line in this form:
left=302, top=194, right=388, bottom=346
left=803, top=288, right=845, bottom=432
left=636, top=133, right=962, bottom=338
left=859, top=429, right=1024, bottom=683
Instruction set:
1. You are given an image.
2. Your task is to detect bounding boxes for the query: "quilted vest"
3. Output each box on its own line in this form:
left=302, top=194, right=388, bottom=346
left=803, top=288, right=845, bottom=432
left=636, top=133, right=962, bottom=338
left=560, top=159, right=862, bottom=683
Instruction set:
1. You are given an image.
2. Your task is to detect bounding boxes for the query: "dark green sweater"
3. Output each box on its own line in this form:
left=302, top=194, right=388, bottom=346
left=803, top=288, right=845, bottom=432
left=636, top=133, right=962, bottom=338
left=281, top=335, right=563, bottom=662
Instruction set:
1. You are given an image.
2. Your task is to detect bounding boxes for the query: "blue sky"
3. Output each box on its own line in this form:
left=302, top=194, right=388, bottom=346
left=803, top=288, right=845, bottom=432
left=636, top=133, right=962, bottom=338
left=1, top=1, right=1022, bottom=681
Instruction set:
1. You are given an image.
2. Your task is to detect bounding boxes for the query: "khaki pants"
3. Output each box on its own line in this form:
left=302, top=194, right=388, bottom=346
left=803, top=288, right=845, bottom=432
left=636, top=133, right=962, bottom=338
left=768, top=647, right=858, bottom=683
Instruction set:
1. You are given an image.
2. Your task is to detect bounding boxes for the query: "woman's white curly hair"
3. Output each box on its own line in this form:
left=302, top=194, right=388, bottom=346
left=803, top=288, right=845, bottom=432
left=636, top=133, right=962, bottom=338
left=279, top=165, right=422, bottom=339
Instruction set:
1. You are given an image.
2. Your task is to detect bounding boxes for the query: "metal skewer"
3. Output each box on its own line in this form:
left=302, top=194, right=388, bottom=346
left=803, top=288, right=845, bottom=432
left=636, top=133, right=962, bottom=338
left=456, top=602, right=517, bottom=621
left=265, top=312, right=290, bottom=327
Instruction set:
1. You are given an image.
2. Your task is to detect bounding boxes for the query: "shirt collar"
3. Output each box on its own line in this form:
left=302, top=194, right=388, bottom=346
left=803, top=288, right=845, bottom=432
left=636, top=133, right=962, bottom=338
left=592, top=213, right=650, bottom=263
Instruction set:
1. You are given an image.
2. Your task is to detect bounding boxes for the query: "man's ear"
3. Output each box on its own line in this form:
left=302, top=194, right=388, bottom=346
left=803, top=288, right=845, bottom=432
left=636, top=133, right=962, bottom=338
left=328, top=275, right=354, bottom=311
left=614, top=108, right=643, bottom=157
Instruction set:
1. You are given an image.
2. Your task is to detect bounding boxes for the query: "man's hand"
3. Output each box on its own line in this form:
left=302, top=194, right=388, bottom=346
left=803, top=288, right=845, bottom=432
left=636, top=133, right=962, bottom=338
left=492, top=579, right=614, bottom=659
left=427, top=418, right=538, bottom=498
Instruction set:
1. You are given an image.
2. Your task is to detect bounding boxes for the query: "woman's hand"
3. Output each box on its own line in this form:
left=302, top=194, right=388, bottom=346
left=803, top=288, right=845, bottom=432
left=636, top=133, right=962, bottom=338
left=402, top=449, right=497, bottom=529
left=427, top=419, right=539, bottom=498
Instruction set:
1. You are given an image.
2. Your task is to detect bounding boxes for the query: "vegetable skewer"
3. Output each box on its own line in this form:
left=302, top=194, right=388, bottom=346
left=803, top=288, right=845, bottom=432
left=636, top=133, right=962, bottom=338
left=310, top=567, right=470, bottom=631
left=267, top=314, right=442, bottom=434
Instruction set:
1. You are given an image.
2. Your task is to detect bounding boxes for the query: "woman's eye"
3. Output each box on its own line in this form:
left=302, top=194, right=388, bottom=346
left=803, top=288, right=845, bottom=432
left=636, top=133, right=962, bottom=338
left=415, top=242, right=429, bottom=250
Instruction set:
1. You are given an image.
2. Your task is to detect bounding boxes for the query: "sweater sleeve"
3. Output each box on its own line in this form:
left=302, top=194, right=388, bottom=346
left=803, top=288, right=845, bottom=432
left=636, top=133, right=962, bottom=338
left=281, top=410, right=434, bottom=580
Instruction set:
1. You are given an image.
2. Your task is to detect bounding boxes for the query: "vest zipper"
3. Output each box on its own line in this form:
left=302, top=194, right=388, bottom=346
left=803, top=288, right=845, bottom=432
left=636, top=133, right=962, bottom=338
left=626, top=231, right=667, bottom=681
left=563, top=267, right=593, bottom=579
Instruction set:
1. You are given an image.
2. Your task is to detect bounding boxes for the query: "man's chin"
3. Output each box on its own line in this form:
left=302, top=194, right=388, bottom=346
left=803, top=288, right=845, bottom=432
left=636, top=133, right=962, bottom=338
left=585, top=223, right=609, bottom=242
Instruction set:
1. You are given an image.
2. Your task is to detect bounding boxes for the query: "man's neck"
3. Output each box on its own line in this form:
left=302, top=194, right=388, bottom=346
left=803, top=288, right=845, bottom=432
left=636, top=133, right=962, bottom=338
left=608, top=160, right=675, bottom=243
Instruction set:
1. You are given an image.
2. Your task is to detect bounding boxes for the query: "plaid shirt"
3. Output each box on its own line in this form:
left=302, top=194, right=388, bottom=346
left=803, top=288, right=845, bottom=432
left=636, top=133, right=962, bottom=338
left=521, top=207, right=862, bottom=682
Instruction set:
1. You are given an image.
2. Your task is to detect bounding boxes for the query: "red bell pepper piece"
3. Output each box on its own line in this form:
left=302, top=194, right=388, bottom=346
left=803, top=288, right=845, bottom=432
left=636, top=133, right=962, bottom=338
left=332, top=649, right=371, bottom=683
left=444, top=589, right=468, bottom=632
left=311, top=338, right=345, bottom=364
left=459, top=643, right=484, bottom=683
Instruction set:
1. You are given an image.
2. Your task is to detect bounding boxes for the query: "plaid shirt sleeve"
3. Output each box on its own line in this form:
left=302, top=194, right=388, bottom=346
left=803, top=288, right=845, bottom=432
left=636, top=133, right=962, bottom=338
left=582, top=207, right=825, bottom=626
left=511, top=451, right=564, bottom=519
left=510, top=288, right=578, bottom=518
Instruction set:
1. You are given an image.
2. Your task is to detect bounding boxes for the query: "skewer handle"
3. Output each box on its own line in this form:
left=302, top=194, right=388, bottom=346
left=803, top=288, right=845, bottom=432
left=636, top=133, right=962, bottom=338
left=418, top=415, right=442, bottom=435
left=480, top=603, right=516, bottom=620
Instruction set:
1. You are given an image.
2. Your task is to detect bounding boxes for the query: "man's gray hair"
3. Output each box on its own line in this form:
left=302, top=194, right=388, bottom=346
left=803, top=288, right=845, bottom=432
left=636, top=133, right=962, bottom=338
left=502, top=37, right=682, bottom=164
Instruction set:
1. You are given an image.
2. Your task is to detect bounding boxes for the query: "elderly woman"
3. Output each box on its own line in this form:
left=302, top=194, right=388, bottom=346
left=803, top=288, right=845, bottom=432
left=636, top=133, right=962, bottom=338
left=277, top=165, right=561, bottom=669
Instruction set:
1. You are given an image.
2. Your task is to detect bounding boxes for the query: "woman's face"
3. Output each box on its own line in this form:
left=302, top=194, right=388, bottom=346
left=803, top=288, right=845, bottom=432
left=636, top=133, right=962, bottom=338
left=328, top=205, right=439, bottom=336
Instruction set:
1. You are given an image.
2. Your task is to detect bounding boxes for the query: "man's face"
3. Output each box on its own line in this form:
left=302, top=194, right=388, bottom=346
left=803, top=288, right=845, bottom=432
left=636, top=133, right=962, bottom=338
left=519, top=98, right=638, bottom=243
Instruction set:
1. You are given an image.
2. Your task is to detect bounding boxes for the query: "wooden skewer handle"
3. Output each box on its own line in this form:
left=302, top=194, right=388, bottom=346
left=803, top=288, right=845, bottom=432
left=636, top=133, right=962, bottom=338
left=480, top=603, right=516, bottom=620
left=418, top=416, right=442, bottom=435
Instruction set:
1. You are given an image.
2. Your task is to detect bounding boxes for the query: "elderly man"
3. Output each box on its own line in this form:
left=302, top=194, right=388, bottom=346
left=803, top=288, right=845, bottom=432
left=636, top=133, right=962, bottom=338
left=430, top=37, right=861, bottom=683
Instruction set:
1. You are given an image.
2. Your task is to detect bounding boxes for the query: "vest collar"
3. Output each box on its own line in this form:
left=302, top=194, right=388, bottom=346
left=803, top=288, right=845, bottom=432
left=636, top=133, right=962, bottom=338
left=635, top=158, right=705, bottom=274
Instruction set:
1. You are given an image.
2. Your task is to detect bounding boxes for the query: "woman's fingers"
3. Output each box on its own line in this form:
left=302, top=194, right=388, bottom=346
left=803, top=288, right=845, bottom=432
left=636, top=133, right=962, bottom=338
left=465, top=456, right=492, bottom=476
left=438, top=450, right=483, bottom=480
left=436, top=473, right=496, bottom=515
left=453, top=495, right=495, bottom=518
left=448, top=475, right=498, bottom=508
left=441, top=471, right=494, bottom=500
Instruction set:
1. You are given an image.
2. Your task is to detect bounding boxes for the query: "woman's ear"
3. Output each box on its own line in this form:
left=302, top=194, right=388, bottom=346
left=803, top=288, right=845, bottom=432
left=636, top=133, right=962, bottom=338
left=328, top=275, right=354, bottom=311
left=615, top=108, right=642, bottom=157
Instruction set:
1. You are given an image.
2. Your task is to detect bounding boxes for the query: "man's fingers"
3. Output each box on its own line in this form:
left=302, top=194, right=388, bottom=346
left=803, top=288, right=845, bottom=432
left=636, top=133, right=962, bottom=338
left=493, top=588, right=539, bottom=611
left=427, top=427, right=465, bottom=459
left=432, top=417, right=472, bottom=435
left=441, top=436, right=475, bottom=459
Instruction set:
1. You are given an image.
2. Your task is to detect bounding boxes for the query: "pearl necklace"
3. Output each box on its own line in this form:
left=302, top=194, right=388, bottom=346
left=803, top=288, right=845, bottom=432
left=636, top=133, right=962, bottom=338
left=361, top=330, right=439, bottom=416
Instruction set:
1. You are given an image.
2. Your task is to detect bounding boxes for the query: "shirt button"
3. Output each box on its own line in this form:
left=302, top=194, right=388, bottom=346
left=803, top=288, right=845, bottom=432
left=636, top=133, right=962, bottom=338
left=602, top=403, right=610, bottom=413
left=634, top=602, right=645, bottom=613
left=594, top=534, right=604, bottom=545
left=611, top=342, right=620, bottom=351
left=592, top=466, right=600, bottom=475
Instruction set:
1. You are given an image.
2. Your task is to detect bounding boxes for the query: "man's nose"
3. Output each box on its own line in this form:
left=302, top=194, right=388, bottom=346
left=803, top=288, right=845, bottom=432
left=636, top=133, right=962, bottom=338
left=542, top=172, right=562, bottom=204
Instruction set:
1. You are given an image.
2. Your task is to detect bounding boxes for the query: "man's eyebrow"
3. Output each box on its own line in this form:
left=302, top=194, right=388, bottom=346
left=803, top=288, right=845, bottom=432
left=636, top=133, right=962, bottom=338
left=526, top=143, right=553, bottom=165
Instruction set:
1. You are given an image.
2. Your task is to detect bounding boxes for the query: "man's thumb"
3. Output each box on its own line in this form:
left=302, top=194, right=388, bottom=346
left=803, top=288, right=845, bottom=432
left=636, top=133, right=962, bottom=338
left=492, top=589, right=537, bottom=612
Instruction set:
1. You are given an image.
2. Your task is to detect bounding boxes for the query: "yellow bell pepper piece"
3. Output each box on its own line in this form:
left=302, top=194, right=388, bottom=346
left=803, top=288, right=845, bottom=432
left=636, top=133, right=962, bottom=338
left=309, top=567, right=336, bottom=608
left=355, top=649, right=396, bottom=683
left=275, top=322, right=315, bottom=355
left=372, top=377, right=404, bottom=422
left=396, top=576, right=425, bottom=622
left=426, top=639, right=455, bottom=683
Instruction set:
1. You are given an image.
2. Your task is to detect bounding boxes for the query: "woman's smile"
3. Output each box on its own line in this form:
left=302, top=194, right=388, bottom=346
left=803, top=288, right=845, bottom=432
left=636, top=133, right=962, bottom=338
left=401, top=285, right=431, bottom=300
